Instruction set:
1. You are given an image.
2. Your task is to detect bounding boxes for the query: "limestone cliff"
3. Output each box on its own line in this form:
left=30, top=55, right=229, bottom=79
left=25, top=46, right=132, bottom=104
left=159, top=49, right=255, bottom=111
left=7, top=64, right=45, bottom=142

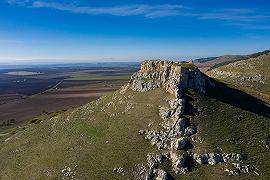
left=129, top=60, right=206, bottom=97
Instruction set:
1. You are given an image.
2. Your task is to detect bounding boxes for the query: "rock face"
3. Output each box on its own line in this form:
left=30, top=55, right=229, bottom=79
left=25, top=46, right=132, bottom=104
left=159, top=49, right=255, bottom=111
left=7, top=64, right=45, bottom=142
left=130, top=60, right=206, bottom=97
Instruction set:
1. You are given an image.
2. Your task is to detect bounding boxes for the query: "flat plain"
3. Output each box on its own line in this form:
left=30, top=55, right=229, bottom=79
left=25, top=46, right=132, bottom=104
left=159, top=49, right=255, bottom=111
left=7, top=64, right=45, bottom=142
left=0, top=64, right=138, bottom=126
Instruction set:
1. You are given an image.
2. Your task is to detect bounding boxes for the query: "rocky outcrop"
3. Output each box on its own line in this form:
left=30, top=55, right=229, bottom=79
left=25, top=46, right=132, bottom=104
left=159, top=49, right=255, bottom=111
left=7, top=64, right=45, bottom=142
left=192, top=153, right=245, bottom=165
left=139, top=96, right=195, bottom=151
left=130, top=60, right=249, bottom=179
left=129, top=60, right=207, bottom=97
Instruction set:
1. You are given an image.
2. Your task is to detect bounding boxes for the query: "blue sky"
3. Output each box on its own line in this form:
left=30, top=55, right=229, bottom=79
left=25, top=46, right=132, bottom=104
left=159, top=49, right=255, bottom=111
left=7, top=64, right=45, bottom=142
left=0, top=0, right=270, bottom=63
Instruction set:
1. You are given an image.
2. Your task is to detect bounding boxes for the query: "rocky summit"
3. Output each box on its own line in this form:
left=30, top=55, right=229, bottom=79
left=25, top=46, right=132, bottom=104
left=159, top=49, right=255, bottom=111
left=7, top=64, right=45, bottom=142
left=130, top=60, right=207, bottom=97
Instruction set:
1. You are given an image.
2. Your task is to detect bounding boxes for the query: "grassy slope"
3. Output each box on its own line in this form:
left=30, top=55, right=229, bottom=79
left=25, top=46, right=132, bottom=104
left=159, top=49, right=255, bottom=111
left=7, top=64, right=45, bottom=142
left=206, top=53, right=270, bottom=103
left=0, top=88, right=169, bottom=180
left=0, top=82, right=269, bottom=179
left=190, top=90, right=270, bottom=179
left=195, top=55, right=248, bottom=72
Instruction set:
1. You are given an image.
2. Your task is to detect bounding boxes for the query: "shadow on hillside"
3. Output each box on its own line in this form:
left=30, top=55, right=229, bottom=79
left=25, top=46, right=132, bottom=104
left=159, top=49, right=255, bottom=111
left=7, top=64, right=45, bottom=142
left=205, top=78, right=270, bottom=118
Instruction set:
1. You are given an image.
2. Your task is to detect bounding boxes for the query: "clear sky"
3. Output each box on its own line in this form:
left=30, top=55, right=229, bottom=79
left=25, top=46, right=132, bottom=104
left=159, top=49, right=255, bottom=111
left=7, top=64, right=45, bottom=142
left=0, top=0, right=270, bottom=64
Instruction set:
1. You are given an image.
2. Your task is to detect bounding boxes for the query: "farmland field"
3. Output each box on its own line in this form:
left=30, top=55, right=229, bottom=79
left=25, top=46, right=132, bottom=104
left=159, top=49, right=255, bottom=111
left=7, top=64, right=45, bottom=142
left=0, top=63, right=139, bottom=126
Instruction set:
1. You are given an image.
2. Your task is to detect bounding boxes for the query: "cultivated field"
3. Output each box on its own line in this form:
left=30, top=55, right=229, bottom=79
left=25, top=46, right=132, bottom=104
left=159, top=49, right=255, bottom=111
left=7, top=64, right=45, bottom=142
left=0, top=64, right=138, bottom=126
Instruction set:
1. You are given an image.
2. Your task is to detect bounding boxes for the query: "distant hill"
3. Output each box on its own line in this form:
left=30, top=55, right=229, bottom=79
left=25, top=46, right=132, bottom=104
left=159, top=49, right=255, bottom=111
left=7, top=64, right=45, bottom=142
left=193, top=57, right=218, bottom=63
left=195, top=50, right=270, bottom=72
left=194, top=55, right=248, bottom=72
left=1, top=60, right=270, bottom=179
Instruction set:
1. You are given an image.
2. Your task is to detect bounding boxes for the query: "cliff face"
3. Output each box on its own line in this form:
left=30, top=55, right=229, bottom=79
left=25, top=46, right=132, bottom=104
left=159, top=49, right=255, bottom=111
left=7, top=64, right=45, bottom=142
left=129, top=60, right=206, bottom=97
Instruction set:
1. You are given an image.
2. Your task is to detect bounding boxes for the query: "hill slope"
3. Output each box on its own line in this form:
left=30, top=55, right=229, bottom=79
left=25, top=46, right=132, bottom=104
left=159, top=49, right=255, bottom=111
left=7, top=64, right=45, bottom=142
left=207, top=52, right=270, bottom=103
left=195, top=50, right=270, bottom=73
left=0, top=60, right=270, bottom=180
left=194, top=55, right=248, bottom=72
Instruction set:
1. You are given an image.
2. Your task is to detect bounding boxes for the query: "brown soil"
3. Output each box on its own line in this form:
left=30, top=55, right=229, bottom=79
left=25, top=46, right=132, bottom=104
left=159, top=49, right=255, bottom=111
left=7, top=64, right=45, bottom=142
left=0, top=80, right=128, bottom=124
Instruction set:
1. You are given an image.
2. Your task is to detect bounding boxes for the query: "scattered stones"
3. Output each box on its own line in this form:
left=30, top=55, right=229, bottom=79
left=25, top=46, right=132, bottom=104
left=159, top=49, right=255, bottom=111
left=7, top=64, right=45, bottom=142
left=113, top=167, right=125, bottom=176
left=145, top=153, right=168, bottom=180
left=139, top=129, right=146, bottom=135
left=211, top=70, right=267, bottom=85
left=61, top=167, right=75, bottom=180
left=113, top=167, right=124, bottom=173
left=147, top=153, right=167, bottom=168
left=159, top=107, right=171, bottom=120
left=154, top=169, right=169, bottom=180
left=225, top=169, right=240, bottom=176
left=191, top=136, right=204, bottom=143
left=224, top=163, right=251, bottom=176
left=232, top=163, right=251, bottom=173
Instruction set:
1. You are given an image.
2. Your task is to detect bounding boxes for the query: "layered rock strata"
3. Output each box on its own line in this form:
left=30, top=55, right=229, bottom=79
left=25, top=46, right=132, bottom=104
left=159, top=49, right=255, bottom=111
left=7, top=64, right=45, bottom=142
left=130, top=60, right=206, bottom=97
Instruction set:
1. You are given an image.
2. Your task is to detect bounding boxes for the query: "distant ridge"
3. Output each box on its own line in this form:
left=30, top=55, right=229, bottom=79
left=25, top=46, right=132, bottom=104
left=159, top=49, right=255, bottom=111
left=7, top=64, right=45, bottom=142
left=194, top=49, right=270, bottom=72
left=194, top=56, right=219, bottom=63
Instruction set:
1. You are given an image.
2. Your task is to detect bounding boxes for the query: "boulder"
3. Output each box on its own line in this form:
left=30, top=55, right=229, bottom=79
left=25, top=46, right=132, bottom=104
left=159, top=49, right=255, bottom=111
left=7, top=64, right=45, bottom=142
left=192, top=153, right=209, bottom=164
left=171, top=152, right=189, bottom=174
left=171, top=137, right=188, bottom=150
left=174, top=118, right=189, bottom=132
left=208, top=153, right=224, bottom=165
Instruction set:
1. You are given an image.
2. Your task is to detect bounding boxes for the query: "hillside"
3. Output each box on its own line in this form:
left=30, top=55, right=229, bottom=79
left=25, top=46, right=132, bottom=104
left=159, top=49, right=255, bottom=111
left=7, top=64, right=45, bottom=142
left=207, top=52, right=270, bottom=103
left=195, top=50, right=270, bottom=73
left=0, top=60, right=270, bottom=180
left=194, top=55, right=248, bottom=72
